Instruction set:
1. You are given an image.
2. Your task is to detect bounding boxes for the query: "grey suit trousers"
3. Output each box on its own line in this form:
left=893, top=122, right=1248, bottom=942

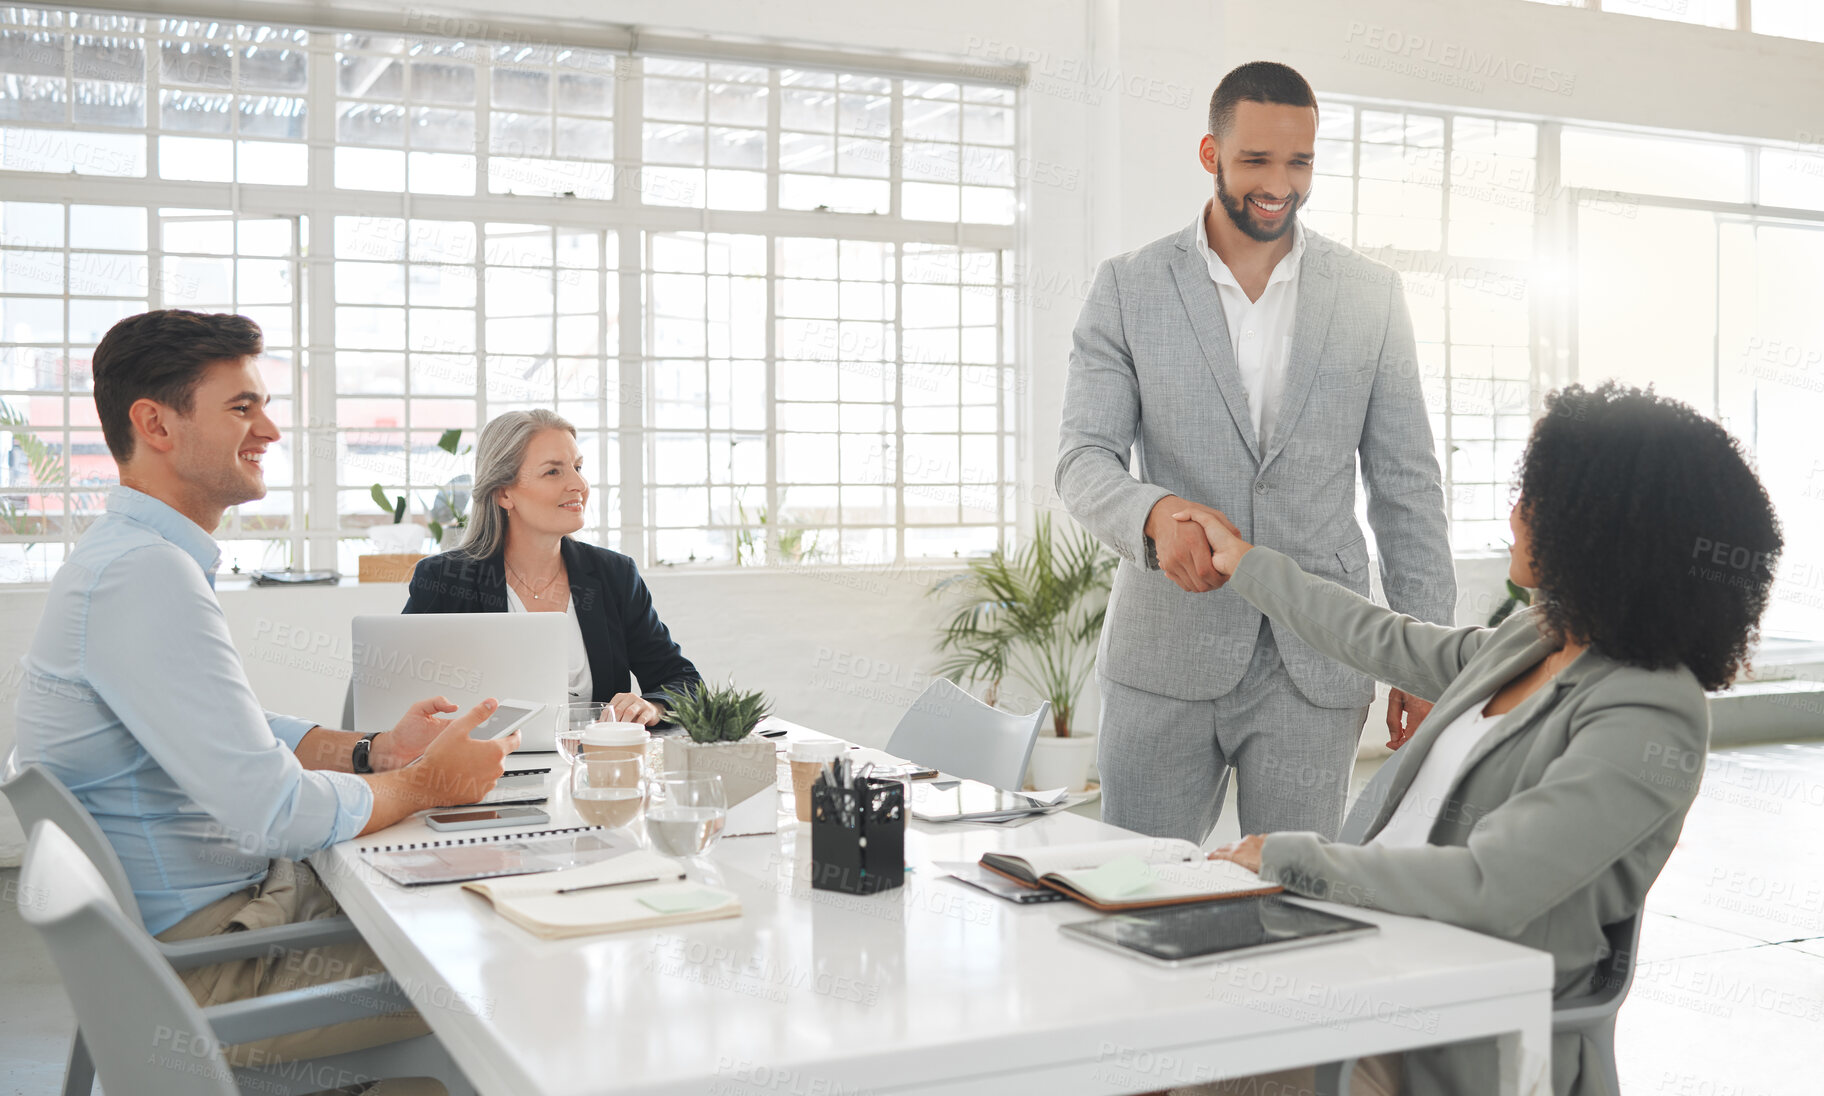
left=1098, top=619, right=1367, bottom=845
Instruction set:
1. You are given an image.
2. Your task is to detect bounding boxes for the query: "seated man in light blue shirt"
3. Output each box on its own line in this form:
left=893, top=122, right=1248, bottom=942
left=13, top=309, right=517, bottom=1071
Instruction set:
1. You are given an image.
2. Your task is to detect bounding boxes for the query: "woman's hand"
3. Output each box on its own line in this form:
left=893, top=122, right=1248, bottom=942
left=607, top=692, right=664, bottom=726
left=1208, top=834, right=1265, bottom=873
left=1171, top=507, right=1253, bottom=585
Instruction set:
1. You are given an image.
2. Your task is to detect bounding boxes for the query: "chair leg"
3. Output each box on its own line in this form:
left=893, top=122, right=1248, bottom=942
left=1313, top=1059, right=1352, bottom=1096
left=63, top=1031, right=94, bottom=1096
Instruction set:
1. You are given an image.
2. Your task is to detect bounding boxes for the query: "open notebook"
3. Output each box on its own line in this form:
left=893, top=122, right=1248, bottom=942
left=980, top=837, right=1280, bottom=912
left=463, top=850, right=741, bottom=939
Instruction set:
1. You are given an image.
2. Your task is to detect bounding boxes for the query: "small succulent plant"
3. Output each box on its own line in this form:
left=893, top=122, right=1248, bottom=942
left=660, top=679, right=771, bottom=744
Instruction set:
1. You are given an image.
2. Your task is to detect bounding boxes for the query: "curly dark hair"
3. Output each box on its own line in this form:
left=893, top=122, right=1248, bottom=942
left=1516, top=383, right=1781, bottom=691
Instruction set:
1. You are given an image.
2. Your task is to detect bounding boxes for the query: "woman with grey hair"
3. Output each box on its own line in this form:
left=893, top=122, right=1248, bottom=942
left=403, top=409, right=700, bottom=724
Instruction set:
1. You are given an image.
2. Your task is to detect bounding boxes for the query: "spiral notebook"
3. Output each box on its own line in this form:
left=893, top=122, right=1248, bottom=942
left=359, top=825, right=639, bottom=887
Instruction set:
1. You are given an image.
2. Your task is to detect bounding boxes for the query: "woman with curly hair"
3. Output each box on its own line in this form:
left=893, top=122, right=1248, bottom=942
left=1170, top=383, right=1781, bottom=1096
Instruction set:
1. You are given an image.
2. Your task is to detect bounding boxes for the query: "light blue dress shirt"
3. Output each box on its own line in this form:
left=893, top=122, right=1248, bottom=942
left=13, top=486, right=372, bottom=934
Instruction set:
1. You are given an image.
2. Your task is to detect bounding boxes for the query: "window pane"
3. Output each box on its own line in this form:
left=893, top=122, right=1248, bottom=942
left=1561, top=128, right=1748, bottom=203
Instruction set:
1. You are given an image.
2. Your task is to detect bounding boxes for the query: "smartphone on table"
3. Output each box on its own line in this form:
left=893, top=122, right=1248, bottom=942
left=425, top=806, right=550, bottom=832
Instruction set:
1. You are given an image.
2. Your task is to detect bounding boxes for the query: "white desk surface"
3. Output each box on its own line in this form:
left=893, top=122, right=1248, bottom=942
left=316, top=719, right=1553, bottom=1096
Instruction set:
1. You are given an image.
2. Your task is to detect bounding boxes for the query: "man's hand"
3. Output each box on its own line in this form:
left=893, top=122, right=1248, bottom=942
left=1145, top=495, right=1225, bottom=593
left=371, top=695, right=462, bottom=771
left=360, top=699, right=518, bottom=834
left=1385, top=688, right=1433, bottom=750
left=608, top=692, right=664, bottom=726
left=1207, top=834, right=1266, bottom=873
left=1170, top=506, right=1251, bottom=585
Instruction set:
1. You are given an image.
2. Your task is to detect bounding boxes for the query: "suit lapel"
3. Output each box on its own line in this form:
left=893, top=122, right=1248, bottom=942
left=1260, top=236, right=1335, bottom=470
left=1364, top=622, right=1555, bottom=838
left=561, top=537, right=618, bottom=702
left=1169, top=223, right=1261, bottom=462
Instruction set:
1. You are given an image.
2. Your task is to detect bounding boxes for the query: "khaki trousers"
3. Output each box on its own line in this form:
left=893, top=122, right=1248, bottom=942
left=155, top=859, right=441, bottom=1095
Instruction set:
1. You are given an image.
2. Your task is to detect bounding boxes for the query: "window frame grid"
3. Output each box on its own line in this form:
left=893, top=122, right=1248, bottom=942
left=1, top=8, right=1023, bottom=581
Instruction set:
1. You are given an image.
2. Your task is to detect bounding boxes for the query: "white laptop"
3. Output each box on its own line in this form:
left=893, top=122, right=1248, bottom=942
left=350, top=614, right=570, bottom=752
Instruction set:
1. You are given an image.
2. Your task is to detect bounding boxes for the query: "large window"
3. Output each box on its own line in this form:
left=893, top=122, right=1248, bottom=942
left=0, top=6, right=1021, bottom=580
left=1306, top=99, right=1541, bottom=553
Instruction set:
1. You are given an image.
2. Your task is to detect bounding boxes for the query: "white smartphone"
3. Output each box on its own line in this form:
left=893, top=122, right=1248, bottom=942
left=424, top=806, right=550, bottom=832
left=466, top=699, right=547, bottom=742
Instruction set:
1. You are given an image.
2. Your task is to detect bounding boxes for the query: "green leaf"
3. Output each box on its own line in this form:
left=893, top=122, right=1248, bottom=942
left=370, top=483, right=391, bottom=514
left=659, top=679, right=771, bottom=743
left=428, top=520, right=443, bottom=545
left=437, top=428, right=463, bottom=455
left=1505, top=578, right=1532, bottom=605
left=392, top=495, right=407, bottom=523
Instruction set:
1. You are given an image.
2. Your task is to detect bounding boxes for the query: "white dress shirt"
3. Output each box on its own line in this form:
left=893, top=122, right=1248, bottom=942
left=1370, top=693, right=1506, bottom=849
left=505, top=585, right=593, bottom=703
left=1193, top=203, right=1306, bottom=451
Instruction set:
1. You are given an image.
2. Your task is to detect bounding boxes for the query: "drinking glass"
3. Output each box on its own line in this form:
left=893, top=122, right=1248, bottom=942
left=556, top=701, right=606, bottom=765
left=646, top=774, right=727, bottom=859
left=569, top=755, right=646, bottom=831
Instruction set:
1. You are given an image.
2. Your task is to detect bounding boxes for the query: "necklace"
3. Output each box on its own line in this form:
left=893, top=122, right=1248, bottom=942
left=506, top=560, right=566, bottom=601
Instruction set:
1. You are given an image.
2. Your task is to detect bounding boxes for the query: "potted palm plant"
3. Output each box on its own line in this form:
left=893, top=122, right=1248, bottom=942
left=932, top=514, right=1114, bottom=792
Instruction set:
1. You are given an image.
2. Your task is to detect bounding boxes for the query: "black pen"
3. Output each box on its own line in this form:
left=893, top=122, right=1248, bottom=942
left=555, top=872, right=684, bottom=895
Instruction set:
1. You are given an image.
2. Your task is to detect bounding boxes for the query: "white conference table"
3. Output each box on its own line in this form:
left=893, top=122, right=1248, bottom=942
left=315, top=718, right=1553, bottom=1096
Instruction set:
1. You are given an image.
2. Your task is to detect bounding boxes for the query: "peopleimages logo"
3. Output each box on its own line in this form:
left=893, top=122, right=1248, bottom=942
left=1343, top=23, right=1578, bottom=96
left=962, top=37, right=1195, bottom=110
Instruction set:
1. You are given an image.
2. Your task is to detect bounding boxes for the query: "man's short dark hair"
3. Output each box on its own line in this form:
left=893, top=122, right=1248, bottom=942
left=1208, top=61, right=1317, bottom=139
left=91, top=310, right=264, bottom=462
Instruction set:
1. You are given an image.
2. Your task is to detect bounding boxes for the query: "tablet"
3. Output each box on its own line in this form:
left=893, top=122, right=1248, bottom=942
left=467, top=700, right=547, bottom=742
left=1059, top=895, right=1378, bottom=968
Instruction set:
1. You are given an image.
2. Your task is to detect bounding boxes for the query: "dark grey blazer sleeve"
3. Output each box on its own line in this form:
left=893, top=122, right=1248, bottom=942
left=1231, top=545, right=1708, bottom=940
left=1055, top=259, right=1171, bottom=568
left=1358, top=276, right=1455, bottom=625
left=1229, top=545, right=1488, bottom=702
left=1260, top=686, right=1706, bottom=937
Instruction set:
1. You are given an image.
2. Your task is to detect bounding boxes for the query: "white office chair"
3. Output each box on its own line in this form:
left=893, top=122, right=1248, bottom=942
left=1314, top=752, right=1643, bottom=1096
left=884, top=676, right=1048, bottom=791
left=2, top=761, right=368, bottom=1096
left=19, top=819, right=475, bottom=1096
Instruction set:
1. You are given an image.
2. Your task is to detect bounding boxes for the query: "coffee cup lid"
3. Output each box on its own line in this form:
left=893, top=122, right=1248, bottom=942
left=788, top=738, right=845, bottom=761
left=583, top=721, right=649, bottom=746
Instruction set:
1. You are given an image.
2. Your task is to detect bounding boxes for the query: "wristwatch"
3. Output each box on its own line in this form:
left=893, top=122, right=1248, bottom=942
left=351, top=732, right=381, bottom=774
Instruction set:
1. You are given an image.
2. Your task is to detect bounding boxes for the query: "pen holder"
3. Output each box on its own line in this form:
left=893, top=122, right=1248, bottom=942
left=809, top=777, right=906, bottom=895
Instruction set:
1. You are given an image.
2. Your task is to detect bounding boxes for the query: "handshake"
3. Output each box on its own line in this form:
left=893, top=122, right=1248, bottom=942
left=1143, top=494, right=1254, bottom=594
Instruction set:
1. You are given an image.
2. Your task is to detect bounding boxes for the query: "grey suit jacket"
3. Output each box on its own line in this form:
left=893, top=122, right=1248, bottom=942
left=1234, top=546, right=1708, bottom=1096
left=1056, top=215, right=1454, bottom=707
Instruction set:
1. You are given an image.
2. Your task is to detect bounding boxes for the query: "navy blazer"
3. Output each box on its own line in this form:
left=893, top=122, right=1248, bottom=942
left=402, top=537, right=701, bottom=707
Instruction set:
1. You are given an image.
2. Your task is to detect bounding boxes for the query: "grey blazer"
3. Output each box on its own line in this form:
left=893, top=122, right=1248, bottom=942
left=1055, top=216, right=1455, bottom=707
left=1233, top=546, right=1708, bottom=1096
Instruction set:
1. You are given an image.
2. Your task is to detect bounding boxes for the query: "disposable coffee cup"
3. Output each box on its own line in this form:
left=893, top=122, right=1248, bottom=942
left=582, top=721, right=650, bottom=765
left=788, top=739, right=846, bottom=823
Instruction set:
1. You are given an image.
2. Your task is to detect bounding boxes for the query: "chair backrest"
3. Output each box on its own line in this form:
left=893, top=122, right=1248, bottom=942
left=19, top=821, right=239, bottom=1096
left=2, top=761, right=143, bottom=923
left=1339, top=750, right=1406, bottom=845
left=884, top=677, right=1047, bottom=791
left=1555, top=911, right=1645, bottom=1026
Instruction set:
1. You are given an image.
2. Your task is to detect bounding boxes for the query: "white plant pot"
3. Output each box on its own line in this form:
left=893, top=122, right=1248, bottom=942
left=1026, top=733, right=1096, bottom=793
left=370, top=522, right=429, bottom=555
left=661, top=735, right=778, bottom=836
left=438, top=523, right=465, bottom=551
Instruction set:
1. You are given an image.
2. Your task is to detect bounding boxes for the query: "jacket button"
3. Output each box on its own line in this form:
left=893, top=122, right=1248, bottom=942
left=1254, top=481, right=1267, bottom=495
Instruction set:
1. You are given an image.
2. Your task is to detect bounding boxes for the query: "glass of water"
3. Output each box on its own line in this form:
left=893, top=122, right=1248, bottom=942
left=647, top=774, right=727, bottom=860
left=569, top=755, right=646, bottom=832
left=556, top=701, right=606, bottom=765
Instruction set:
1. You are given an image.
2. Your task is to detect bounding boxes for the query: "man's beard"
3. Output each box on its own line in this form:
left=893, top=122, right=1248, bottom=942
left=1216, top=163, right=1304, bottom=243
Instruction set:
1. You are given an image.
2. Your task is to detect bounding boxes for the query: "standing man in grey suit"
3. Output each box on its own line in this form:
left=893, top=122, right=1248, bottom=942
left=1056, top=62, right=1456, bottom=845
